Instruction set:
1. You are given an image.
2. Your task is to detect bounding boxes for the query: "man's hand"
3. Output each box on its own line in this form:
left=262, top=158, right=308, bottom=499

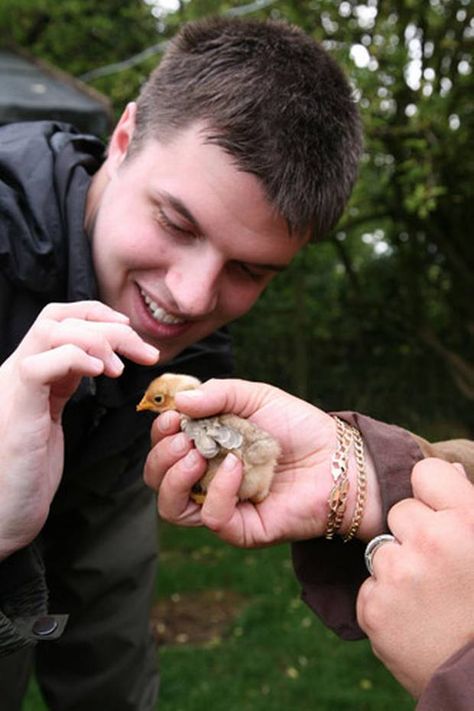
left=356, top=458, right=474, bottom=698
left=0, top=301, right=159, bottom=560
left=143, top=378, right=381, bottom=547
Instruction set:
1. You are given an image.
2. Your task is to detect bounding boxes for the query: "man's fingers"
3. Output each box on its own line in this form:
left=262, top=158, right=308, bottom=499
left=367, top=535, right=401, bottom=580
left=16, top=346, right=104, bottom=419
left=149, top=411, right=182, bottom=447
left=174, top=378, right=268, bottom=418
left=387, top=498, right=432, bottom=541
left=143, top=432, right=193, bottom=489
left=40, top=300, right=130, bottom=324
left=50, top=319, right=158, bottom=369
left=201, top=454, right=243, bottom=530
left=386, top=459, right=474, bottom=543
left=156, top=450, right=207, bottom=521
left=20, top=345, right=104, bottom=384
left=21, top=316, right=159, bottom=370
left=411, top=458, right=474, bottom=511
left=356, top=576, right=376, bottom=632
left=44, top=320, right=126, bottom=375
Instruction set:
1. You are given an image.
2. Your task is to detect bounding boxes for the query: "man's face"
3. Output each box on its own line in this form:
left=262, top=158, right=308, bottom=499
left=87, top=106, right=306, bottom=364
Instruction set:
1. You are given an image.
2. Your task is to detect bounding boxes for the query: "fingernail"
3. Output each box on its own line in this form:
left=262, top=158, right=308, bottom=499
left=452, top=462, right=468, bottom=477
left=144, top=344, right=160, bottom=360
left=178, top=390, right=203, bottom=401
left=222, top=453, right=239, bottom=470
left=182, top=449, right=200, bottom=469
left=158, top=412, right=173, bottom=431
left=109, top=353, right=124, bottom=373
left=113, top=310, right=130, bottom=322
left=170, top=433, right=188, bottom=455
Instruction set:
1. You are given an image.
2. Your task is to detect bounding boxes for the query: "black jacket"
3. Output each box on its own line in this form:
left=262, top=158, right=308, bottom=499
left=0, top=121, right=234, bottom=654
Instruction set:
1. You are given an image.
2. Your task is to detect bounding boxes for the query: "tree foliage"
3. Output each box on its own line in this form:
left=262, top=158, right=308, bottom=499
left=2, top=0, right=472, bottom=436
left=0, top=0, right=161, bottom=117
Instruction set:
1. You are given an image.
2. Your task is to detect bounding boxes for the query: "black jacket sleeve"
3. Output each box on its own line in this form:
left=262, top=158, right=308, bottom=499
left=0, top=546, right=47, bottom=656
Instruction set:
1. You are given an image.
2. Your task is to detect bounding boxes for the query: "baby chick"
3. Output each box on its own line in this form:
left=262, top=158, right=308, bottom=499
left=137, top=373, right=281, bottom=504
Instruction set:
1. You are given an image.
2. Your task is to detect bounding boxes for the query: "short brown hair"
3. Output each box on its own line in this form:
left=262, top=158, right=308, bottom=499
left=132, top=17, right=362, bottom=240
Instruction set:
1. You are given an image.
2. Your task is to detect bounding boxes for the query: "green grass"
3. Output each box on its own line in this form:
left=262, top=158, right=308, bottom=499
left=24, top=523, right=414, bottom=710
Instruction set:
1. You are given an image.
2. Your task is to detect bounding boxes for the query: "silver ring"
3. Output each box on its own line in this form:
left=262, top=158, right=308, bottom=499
left=364, top=534, right=397, bottom=576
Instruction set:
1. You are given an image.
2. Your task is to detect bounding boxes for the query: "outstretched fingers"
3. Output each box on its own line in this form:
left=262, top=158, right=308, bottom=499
left=20, top=344, right=104, bottom=383
left=39, top=300, right=130, bottom=324
left=18, top=345, right=104, bottom=420
left=4, top=299, right=159, bottom=423
left=26, top=317, right=158, bottom=371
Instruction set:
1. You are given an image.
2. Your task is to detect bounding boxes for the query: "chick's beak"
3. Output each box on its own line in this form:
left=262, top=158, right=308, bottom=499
left=136, top=396, right=156, bottom=413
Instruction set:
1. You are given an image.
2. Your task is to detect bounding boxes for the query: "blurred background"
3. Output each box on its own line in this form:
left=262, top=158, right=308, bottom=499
left=1, top=1, right=471, bottom=709
left=2, top=0, right=472, bottom=439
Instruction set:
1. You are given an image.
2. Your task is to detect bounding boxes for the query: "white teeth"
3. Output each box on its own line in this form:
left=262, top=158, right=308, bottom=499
left=140, top=289, right=184, bottom=325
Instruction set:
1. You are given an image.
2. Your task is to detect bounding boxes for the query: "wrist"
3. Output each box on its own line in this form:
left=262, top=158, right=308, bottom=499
left=0, top=540, right=27, bottom=563
left=324, top=416, right=384, bottom=543
left=339, top=445, right=383, bottom=542
left=0, top=514, right=36, bottom=563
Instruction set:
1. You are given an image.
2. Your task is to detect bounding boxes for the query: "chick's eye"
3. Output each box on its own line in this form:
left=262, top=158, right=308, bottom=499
left=153, top=394, right=165, bottom=404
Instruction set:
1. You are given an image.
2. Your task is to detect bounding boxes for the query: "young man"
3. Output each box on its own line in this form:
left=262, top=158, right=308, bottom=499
left=0, top=16, right=362, bottom=710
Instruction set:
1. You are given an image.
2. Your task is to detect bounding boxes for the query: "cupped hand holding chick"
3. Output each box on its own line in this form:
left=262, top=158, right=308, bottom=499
left=137, top=374, right=281, bottom=504
left=143, top=377, right=381, bottom=547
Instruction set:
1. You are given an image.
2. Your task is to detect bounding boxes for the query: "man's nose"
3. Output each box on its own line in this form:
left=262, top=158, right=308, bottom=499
left=165, top=253, right=221, bottom=316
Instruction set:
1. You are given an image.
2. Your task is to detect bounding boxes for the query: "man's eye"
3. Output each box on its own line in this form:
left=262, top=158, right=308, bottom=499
left=233, top=262, right=268, bottom=281
left=155, top=207, right=193, bottom=237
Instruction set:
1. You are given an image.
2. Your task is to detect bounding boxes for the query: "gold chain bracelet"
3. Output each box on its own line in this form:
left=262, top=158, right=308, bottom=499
left=342, top=426, right=367, bottom=542
left=325, top=417, right=352, bottom=540
left=325, top=416, right=367, bottom=541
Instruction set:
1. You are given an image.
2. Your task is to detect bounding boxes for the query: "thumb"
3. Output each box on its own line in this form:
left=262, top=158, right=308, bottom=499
left=174, top=378, right=271, bottom=419
left=411, top=457, right=474, bottom=511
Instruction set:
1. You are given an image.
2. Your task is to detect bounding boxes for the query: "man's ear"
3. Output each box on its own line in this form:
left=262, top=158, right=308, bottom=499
left=105, top=102, right=137, bottom=175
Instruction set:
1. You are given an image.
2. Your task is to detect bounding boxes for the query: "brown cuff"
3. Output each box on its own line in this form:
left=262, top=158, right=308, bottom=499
left=292, top=412, right=424, bottom=640
left=417, top=641, right=474, bottom=711
left=338, top=411, right=422, bottom=520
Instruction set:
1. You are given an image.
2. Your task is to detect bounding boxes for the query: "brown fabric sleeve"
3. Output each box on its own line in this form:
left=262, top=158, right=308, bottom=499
left=291, top=412, right=424, bottom=640
left=411, top=435, right=474, bottom=482
left=416, top=642, right=474, bottom=711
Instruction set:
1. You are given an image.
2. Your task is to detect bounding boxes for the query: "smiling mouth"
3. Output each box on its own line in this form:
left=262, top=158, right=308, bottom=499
left=140, top=288, right=185, bottom=325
